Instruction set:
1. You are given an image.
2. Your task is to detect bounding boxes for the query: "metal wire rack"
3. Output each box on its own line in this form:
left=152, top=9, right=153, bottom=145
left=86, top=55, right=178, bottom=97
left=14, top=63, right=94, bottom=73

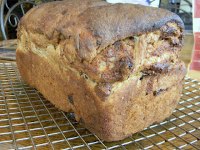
left=0, top=62, right=199, bottom=150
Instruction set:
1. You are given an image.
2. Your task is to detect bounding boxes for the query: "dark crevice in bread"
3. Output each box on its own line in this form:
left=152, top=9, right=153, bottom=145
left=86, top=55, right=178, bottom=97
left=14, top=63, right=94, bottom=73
left=68, top=95, right=74, bottom=105
left=153, top=88, right=168, bottom=96
left=142, top=63, right=170, bottom=75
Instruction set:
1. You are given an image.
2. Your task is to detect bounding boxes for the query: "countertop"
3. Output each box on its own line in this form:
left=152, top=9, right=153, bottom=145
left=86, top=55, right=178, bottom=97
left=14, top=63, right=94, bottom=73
left=0, top=39, right=200, bottom=80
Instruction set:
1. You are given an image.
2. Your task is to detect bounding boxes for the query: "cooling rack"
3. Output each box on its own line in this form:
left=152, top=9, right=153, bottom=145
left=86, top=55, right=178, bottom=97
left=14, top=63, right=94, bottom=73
left=0, top=63, right=199, bottom=150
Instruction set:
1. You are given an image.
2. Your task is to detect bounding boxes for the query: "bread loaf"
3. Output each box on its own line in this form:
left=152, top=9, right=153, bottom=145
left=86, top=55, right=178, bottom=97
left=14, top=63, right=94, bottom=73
left=17, top=0, right=186, bottom=141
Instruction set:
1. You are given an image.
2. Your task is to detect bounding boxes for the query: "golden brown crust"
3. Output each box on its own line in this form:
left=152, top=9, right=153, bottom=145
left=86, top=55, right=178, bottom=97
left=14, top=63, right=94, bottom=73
left=17, top=0, right=186, bottom=141
left=16, top=49, right=185, bottom=141
left=18, top=0, right=184, bottom=62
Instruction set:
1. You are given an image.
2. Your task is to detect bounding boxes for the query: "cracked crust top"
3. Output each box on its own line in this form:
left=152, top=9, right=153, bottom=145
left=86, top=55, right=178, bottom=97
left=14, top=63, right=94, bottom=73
left=18, top=0, right=184, bottom=62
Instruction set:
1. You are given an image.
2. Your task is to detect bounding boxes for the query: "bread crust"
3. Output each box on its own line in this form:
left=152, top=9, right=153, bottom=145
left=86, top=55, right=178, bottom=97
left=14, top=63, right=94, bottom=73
left=18, top=0, right=184, bottom=62
left=17, top=0, right=186, bottom=141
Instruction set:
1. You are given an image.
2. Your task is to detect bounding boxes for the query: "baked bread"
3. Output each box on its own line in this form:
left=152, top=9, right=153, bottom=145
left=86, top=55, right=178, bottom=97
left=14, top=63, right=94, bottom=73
left=16, top=0, right=186, bottom=141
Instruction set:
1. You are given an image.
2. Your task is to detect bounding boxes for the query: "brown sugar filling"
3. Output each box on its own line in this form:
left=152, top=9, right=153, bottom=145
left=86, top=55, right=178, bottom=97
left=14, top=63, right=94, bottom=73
left=83, top=22, right=183, bottom=83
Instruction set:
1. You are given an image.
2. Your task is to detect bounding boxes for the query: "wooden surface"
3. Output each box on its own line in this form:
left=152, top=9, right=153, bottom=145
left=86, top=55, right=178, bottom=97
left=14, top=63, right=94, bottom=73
left=0, top=40, right=16, bottom=61
left=179, top=34, right=200, bottom=80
